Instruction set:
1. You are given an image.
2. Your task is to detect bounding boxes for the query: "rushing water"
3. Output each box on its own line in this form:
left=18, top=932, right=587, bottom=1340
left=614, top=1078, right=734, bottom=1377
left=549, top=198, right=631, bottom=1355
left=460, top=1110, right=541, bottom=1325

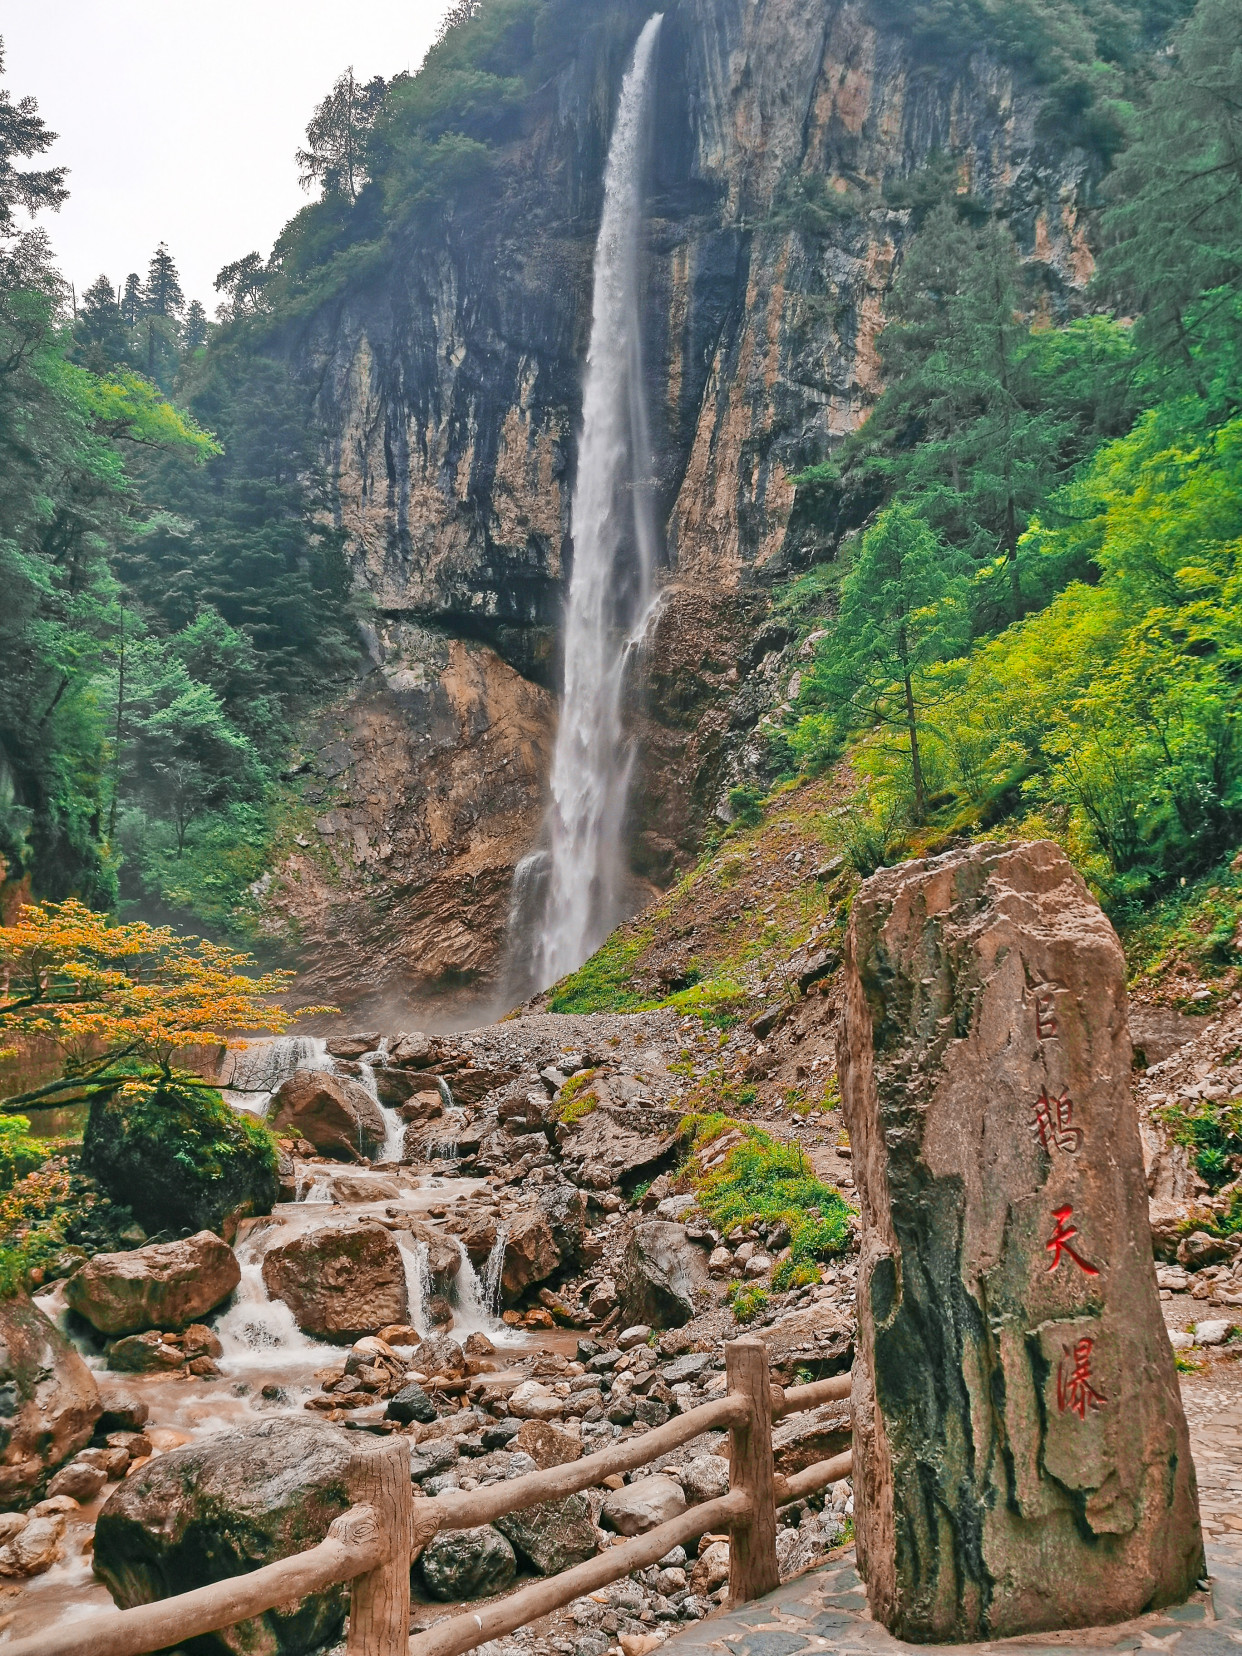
left=524, top=13, right=664, bottom=990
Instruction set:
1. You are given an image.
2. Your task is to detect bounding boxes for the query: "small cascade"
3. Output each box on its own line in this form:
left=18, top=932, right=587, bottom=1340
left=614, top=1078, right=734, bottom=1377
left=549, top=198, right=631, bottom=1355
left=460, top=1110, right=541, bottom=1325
left=450, top=1238, right=505, bottom=1338
left=296, top=1171, right=333, bottom=1204
left=221, top=1034, right=332, bottom=1117
left=482, top=1224, right=509, bottom=1321
left=216, top=1224, right=324, bottom=1369
left=396, top=1232, right=432, bottom=1335
left=355, top=1038, right=412, bottom=1166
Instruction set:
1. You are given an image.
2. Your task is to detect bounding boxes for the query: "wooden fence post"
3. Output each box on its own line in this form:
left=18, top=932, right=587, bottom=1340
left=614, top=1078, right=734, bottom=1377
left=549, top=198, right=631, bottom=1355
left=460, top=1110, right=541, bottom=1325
left=725, top=1336, right=779, bottom=1608
left=346, top=1435, right=414, bottom=1656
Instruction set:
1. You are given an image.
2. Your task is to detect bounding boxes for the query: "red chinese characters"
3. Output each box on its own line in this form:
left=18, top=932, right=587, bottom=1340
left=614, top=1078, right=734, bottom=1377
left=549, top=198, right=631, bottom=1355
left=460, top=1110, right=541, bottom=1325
left=1057, top=1336, right=1107, bottom=1418
left=1035, top=994, right=1058, bottom=1041
left=1045, top=1205, right=1099, bottom=1276
left=1030, top=1087, right=1083, bottom=1155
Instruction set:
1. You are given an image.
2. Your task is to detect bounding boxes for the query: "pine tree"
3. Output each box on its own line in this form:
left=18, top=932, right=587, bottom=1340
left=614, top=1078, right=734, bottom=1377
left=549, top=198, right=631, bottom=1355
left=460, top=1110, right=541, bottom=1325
left=0, top=36, right=67, bottom=236
left=74, top=273, right=130, bottom=371
left=296, top=68, right=388, bottom=203
left=139, top=242, right=184, bottom=385
left=120, top=271, right=141, bottom=327
left=809, top=504, right=970, bottom=822
left=181, top=298, right=209, bottom=353
left=1098, top=0, right=1242, bottom=406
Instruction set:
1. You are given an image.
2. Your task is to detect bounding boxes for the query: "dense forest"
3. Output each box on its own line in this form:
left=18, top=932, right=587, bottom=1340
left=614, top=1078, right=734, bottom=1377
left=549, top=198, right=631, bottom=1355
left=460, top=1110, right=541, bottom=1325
left=1, top=0, right=1240, bottom=960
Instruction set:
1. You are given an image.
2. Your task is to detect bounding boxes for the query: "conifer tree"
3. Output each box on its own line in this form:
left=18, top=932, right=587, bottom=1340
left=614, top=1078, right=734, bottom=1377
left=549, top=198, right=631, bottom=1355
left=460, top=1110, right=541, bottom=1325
left=120, top=271, right=141, bottom=327
left=296, top=68, right=388, bottom=202
left=138, top=242, right=184, bottom=385
left=74, top=273, right=129, bottom=370
left=808, top=504, right=970, bottom=822
left=181, top=299, right=209, bottom=353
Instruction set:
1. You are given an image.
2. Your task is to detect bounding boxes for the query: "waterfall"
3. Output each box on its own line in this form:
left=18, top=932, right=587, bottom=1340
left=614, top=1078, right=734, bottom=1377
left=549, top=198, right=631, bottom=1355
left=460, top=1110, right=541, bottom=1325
left=483, top=1223, right=509, bottom=1320
left=357, top=1039, right=408, bottom=1165
left=526, top=13, right=664, bottom=990
left=396, top=1233, right=432, bottom=1334
left=451, top=1239, right=504, bottom=1337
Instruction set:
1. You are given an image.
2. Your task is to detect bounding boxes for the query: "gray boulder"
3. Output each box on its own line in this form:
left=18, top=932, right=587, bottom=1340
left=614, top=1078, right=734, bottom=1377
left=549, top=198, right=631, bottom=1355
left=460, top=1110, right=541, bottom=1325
left=494, top=1492, right=598, bottom=1574
left=94, top=1419, right=357, bottom=1656
left=600, top=1474, right=687, bottom=1535
left=418, top=1525, right=517, bottom=1599
left=618, top=1221, right=712, bottom=1328
left=261, top=1220, right=407, bottom=1344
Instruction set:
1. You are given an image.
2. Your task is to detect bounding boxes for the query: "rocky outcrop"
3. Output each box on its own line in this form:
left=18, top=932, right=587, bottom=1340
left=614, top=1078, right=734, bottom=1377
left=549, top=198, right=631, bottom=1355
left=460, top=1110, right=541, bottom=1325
left=65, top=1232, right=240, bottom=1336
left=266, top=1071, right=386, bottom=1162
left=501, top=1184, right=587, bottom=1302
left=0, top=1294, right=100, bottom=1508
left=261, top=1221, right=407, bottom=1343
left=94, top=1419, right=358, bottom=1656
left=838, top=841, right=1203, bottom=1641
left=255, top=0, right=1100, bottom=1013
left=618, top=1220, right=712, bottom=1328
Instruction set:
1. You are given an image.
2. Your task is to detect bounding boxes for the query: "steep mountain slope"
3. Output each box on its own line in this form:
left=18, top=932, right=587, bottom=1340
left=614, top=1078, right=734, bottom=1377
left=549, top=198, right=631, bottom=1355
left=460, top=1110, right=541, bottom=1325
left=259, top=0, right=1106, bottom=1016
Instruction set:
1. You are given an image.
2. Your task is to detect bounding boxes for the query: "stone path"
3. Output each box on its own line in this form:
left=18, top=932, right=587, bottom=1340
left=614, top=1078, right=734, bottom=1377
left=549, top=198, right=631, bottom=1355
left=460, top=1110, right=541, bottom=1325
left=665, top=1356, right=1242, bottom=1656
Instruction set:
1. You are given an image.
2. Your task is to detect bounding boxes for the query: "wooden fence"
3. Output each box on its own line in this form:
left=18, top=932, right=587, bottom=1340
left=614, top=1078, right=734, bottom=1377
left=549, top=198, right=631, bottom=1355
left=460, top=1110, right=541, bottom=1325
left=10, top=1338, right=852, bottom=1656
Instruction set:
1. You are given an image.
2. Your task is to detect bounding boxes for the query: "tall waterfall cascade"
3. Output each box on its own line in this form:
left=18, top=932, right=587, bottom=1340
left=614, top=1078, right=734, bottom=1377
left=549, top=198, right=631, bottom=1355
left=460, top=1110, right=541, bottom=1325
left=522, top=13, right=664, bottom=991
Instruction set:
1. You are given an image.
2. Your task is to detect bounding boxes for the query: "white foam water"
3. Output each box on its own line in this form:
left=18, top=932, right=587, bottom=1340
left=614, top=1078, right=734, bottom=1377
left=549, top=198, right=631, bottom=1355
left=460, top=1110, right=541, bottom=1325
left=450, top=1238, right=506, bottom=1338
left=216, top=1224, right=325, bottom=1371
left=527, top=13, right=664, bottom=989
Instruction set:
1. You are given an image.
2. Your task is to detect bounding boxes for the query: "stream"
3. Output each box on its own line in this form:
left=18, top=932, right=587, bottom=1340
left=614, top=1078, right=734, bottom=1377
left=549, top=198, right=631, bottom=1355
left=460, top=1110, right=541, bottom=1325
left=13, top=1040, right=548, bottom=1647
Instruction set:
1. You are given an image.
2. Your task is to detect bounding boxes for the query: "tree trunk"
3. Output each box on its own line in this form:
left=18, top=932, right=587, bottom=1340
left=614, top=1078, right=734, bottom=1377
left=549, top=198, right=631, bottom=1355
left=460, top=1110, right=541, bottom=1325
left=904, top=672, right=926, bottom=823
left=1006, top=493, right=1020, bottom=623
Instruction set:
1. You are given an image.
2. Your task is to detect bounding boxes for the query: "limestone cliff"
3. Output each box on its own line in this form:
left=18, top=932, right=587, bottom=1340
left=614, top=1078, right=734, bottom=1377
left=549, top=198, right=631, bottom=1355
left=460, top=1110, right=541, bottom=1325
left=262, top=0, right=1098, bottom=1015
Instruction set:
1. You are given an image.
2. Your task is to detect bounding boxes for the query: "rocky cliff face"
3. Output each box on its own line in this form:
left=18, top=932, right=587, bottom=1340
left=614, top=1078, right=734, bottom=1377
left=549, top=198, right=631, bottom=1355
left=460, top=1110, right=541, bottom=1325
left=263, top=0, right=1097, bottom=1016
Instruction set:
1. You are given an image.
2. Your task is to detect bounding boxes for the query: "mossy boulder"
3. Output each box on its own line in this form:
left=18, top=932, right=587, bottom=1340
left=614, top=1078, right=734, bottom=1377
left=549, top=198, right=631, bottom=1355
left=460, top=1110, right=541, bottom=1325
left=84, top=1079, right=278, bottom=1241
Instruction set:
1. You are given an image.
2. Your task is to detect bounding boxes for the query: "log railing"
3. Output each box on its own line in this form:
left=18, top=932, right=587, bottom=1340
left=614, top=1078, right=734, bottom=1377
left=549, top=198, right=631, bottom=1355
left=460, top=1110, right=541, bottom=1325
left=10, top=1340, right=852, bottom=1656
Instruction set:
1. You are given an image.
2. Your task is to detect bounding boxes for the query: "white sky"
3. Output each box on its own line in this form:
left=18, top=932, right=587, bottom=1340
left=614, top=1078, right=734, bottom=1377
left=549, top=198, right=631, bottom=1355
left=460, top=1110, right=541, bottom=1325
left=3, top=0, right=457, bottom=309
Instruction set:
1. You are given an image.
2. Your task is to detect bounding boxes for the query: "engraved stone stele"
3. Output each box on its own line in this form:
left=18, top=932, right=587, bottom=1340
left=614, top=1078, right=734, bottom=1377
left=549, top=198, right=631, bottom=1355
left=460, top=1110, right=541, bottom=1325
left=838, top=840, right=1203, bottom=1643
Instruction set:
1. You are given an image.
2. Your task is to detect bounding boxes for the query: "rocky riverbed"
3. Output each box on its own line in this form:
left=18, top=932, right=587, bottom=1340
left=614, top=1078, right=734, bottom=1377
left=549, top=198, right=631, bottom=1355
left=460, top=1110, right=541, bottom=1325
left=3, top=989, right=1239, bottom=1652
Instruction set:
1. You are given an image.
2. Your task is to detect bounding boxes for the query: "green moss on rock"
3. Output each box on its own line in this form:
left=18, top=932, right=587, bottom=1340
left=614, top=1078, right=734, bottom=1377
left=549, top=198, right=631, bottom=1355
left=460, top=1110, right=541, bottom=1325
left=84, top=1078, right=278, bottom=1239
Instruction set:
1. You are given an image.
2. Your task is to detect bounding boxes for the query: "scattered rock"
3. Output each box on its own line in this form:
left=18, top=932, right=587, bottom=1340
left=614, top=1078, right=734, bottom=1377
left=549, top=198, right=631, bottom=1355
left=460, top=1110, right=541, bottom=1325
left=1177, top=1231, right=1234, bottom=1269
left=47, top=1459, right=107, bottom=1501
left=326, top=1033, right=382, bottom=1059
left=0, top=1513, right=64, bottom=1577
left=65, top=1232, right=241, bottom=1336
left=266, top=1071, right=386, bottom=1162
left=618, top=1325, right=652, bottom=1349
left=411, top=1334, right=466, bottom=1379
left=385, top=1382, right=438, bottom=1425
left=0, top=1292, right=100, bottom=1507
left=512, top=1420, right=582, bottom=1469
left=689, top=1538, right=730, bottom=1594
left=601, top=1475, right=687, bottom=1536
left=419, top=1525, right=517, bottom=1599
left=680, top=1455, right=730, bottom=1503
left=106, top=1331, right=186, bottom=1373
left=508, top=1381, right=565, bottom=1422
left=1194, top=1319, right=1233, bottom=1346
left=494, top=1492, right=598, bottom=1574
left=261, top=1221, right=408, bottom=1343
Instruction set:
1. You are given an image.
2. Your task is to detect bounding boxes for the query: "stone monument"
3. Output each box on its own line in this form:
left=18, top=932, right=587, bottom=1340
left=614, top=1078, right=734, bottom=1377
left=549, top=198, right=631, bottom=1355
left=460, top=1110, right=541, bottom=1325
left=838, top=840, right=1203, bottom=1642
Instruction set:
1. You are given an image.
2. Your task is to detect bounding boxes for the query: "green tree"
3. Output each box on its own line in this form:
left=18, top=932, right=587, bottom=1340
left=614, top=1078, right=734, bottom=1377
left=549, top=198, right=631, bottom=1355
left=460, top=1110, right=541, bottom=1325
left=0, top=35, right=66, bottom=232
left=1098, top=0, right=1242, bottom=406
left=213, top=251, right=269, bottom=317
left=73, top=274, right=130, bottom=372
left=840, top=207, right=1108, bottom=626
left=181, top=299, right=209, bottom=353
left=119, top=271, right=141, bottom=328
left=802, top=505, right=970, bottom=821
left=137, top=242, right=184, bottom=384
left=296, top=67, right=388, bottom=203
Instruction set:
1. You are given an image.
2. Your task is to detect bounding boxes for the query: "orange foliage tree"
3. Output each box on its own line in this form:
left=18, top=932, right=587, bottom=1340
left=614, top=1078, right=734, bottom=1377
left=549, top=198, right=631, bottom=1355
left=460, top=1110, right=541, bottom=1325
left=0, top=899, right=321, bottom=1108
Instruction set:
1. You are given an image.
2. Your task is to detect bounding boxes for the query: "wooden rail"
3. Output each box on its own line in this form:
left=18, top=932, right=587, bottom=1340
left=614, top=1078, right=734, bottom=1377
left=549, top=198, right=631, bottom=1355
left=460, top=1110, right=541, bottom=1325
left=9, top=1339, right=851, bottom=1656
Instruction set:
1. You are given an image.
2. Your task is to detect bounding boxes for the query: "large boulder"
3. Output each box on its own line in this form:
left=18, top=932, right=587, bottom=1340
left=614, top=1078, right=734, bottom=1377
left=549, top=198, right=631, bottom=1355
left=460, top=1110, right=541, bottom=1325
left=618, top=1221, right=712, bottom=1329
left=84, top=1078, right=279, bottom=1239
left=600, top=1475, right=687, bottom=1535
left=0, top=1294, right=100, bottom=1508
left=261, top=1221, right=407, bottom=1343
left=65, top=1232, right=240, bottom=1336
left=94, top=1419, right=357, bottom=1656
left=418, top=1525, right=517, bottom=1599
left=494, top=1492, right=597, bottom=1574
left=501, top=1184, right=587, bottom=1303
left=839, top=841, right=1203, bottom=1641
left=266, top=1071, right=386, bottom=1162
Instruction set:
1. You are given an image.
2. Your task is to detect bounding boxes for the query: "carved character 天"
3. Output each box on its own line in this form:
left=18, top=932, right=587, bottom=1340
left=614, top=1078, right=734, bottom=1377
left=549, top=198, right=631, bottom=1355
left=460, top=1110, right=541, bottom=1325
left=1045, top=1205, right=1099, bottom=1276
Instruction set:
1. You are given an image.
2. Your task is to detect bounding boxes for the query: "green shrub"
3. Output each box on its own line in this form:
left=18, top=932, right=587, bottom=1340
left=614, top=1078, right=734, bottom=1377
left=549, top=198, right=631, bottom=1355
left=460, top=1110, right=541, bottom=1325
left=772, top=1258, right=821, bottom=1291
left=727, top=1282, right=770, bottom=1323
left=0, top=1116, right=53, bottom=1192
left=684, top=1116, right=854, bottom=1278
left=556, top=1071, right=599, bottom=1126
left=84, top=1077, right=279, bottom=1237
left=728, top=786, right=764, bottom=829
